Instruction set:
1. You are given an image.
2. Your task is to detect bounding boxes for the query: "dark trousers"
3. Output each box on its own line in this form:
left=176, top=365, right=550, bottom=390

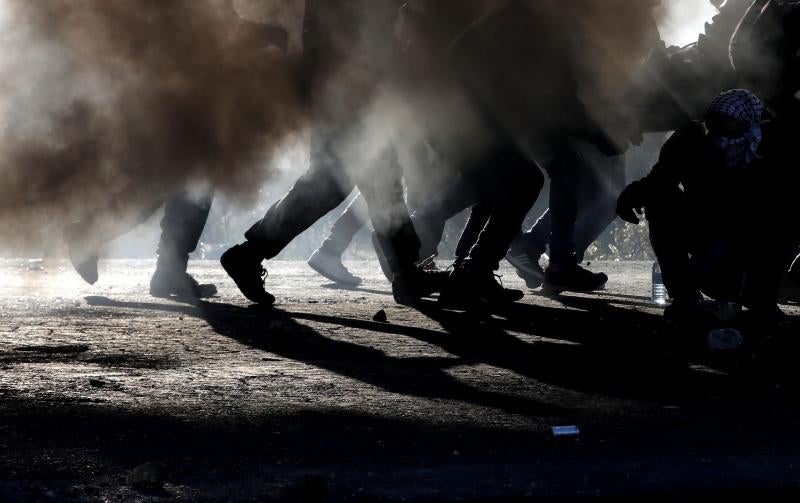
left=646, top=186, right=744, bottom=302
left=245, top=129, right=420, bottom=273
left=513, top=139, right=626, bottom=262
left=317, top=142, right=451, bottom=258
left=156, top=191, right=214, bottom=271
left=413, top=143, right=543, bottom=271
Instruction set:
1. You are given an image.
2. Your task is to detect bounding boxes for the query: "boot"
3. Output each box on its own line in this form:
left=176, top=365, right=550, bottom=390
left=439, top=261, right=524, bottom=310
left=543, top=256, right=607, bottom=294
left=220, top=242, right=275, bottom=305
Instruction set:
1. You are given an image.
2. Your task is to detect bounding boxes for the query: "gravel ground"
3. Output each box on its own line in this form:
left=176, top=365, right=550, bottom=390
left=1, top=259, right=799, bottom=502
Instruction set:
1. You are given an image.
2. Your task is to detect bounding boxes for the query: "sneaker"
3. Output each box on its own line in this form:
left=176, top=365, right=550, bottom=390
left=220, top=244, right=275, bottom=305
left=439, top=265, right=524, bottom=309
left=392, top=266, right=447, bottom=306
left=505, top=251, right=545, bottom=289
left=150, top=269, right=218, bottom=299
left=308, top=249, right=362, bottom=285
left=543, top=262, right=608, bottom=294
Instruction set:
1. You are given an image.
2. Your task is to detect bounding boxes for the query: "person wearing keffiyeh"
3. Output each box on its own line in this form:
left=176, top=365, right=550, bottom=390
left=615, top=89, right=777, bottom=323
left=705, top=89, right=764, bottom=172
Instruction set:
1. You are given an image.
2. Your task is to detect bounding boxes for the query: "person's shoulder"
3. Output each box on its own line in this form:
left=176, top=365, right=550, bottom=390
left=668, top=121, right=706, bottom=145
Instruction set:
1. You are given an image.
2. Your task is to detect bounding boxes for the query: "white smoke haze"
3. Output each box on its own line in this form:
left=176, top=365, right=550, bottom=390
left=0, top=0, right=730, bottom=260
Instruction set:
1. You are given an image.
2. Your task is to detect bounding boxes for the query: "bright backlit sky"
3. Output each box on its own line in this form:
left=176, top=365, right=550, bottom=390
left=657, top=0, right=720, bottom=47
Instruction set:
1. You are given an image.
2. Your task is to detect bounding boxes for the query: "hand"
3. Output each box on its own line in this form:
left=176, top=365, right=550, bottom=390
left=617, top=182, right=646, bottom=224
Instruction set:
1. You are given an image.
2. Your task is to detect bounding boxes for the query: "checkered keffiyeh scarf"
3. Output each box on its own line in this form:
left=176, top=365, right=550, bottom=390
left=706, top=89, right=763, bottom=171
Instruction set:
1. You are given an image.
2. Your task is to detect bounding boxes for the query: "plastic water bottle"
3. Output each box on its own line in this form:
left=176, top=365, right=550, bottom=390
left=651, top=261, right=667, bottom=305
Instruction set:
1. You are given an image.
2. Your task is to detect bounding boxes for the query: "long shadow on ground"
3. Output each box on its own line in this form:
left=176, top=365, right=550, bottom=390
left=83, top=295, right=800, bottom=408
left=83, top=296, right=563, bottom=417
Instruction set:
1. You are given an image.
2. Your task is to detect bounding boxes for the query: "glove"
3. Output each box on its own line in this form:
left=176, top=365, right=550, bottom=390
left=617, top=181, right=647, bottom=224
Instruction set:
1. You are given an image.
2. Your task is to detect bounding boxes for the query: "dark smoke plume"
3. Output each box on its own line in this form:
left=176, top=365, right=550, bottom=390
left=0, top=0, right=303, bottom=253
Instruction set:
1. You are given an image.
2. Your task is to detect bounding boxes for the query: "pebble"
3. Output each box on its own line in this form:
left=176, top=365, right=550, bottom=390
left=372, top=310, right=388, bottom=323
left=126, top=461, right=166, bottom=488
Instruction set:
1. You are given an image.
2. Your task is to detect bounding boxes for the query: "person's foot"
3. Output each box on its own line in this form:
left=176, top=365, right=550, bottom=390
left=308, top=249, right=362, bottom=285
left=543, top=261, right=607, bottom=294
left=506, top=250, right=545, bottom=289
left=392, top=266, right=448, bottom=306
left=743, top=302, right=786, bottom=325
left=150, top=269, right=218, bottom=299
left=65, top=223, right=99, bottom=285
left=663, top=293, right=711, bottom=323
left=439, top=263, right=524, bottom=310
left=220, top=243, right=275, bottom=305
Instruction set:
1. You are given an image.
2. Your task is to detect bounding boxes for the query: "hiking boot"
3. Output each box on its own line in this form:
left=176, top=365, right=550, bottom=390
left=439, top=264, right=524, bottom=309
left=308, top=249, right=362, bottom=286
left=392, top=266, right=447, bottom=306
left=150, top=269, right=218, bottom=299
left=543, top=261, right=608, bottom=294
left=506, top=250, right=545, bottom=289
left=220, top=243, right=275, bottom=305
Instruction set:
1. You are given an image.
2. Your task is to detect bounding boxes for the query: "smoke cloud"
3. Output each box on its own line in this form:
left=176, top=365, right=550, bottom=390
left=0, top=0, right=730, bottom=257
left=0, top=0, right=304, bottom=253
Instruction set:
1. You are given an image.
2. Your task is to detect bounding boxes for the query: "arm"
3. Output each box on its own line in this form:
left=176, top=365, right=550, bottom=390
left=617, top=122, right=705, bottom=223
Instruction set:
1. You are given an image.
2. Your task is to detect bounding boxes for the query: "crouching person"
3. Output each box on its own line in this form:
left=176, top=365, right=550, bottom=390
left=617, top=89, right=780, bottom=322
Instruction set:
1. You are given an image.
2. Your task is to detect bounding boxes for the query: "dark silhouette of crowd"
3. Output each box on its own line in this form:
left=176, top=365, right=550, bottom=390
left=68, top=0, right=800, bottom=334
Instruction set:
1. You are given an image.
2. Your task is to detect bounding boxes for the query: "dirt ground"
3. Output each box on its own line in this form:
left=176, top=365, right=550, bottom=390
left=1, top=259, right=800, bottom=502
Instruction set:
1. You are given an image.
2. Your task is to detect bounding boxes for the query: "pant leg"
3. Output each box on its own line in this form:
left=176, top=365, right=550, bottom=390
left=463, top=144, right=544, bottom=271
left=412, top=176, right=481, bottom=259
left=573, top=151, right=627, bottom=262
left=453, top=204, right=491, bottom=266
left=318, top=192, right=370, bottom=256
left=245, top=134, right=353, bottom=259
left=544, top=142, right=583, bottom=263
left=511, top=209, right=551, bottom=257
left=645, top=186, right=698, bottom=299
left=156, top=190, right=214, bottom=272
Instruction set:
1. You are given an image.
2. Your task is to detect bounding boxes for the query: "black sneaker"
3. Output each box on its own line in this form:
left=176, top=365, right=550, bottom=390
left=543, top=262, right=608, bottom=294
left=220, top=244, right=275, bottom=305
left=505, top=251, right=545, bottom=289
left=439, top=265, right=524, bottom=309
left=392, top=266, right=447, bottom=306
left=150, top=270, right=218, bottom=300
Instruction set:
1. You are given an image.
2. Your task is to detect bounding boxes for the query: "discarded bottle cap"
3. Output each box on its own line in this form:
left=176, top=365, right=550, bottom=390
left=551, top=425, right=580, bottom=438
left=707, top=328, right=744, bottom=352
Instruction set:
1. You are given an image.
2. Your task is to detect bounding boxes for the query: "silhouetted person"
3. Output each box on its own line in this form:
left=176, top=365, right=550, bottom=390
left=221, top=0, right=442, bottom=306
left=67, top=4, right=288, bottom=301
left=617, top=89, right=771, bottom=320
left=729, top=0, right=800, bottom=307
